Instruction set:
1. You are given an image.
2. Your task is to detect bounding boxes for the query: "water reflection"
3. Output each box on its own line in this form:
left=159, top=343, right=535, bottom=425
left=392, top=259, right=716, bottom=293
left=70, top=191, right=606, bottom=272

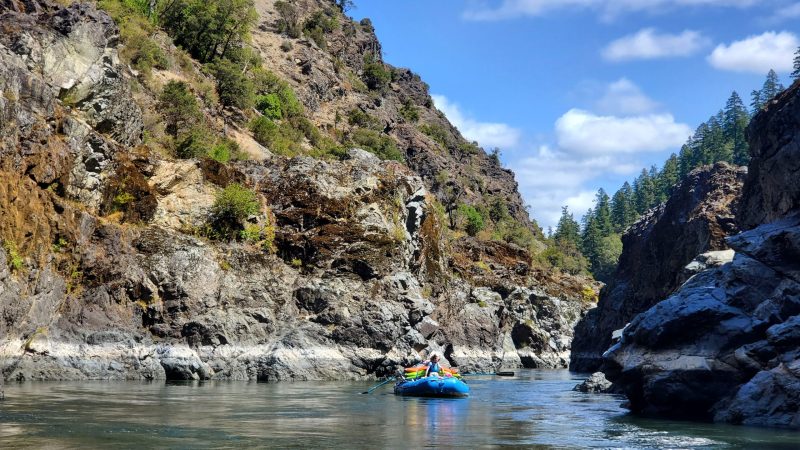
left=0, top=371, right=796, bottom=448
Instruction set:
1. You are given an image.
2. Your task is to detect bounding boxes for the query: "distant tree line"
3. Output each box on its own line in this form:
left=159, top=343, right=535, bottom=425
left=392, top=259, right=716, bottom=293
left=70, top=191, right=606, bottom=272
left=543, top=69, right=790, bottom=282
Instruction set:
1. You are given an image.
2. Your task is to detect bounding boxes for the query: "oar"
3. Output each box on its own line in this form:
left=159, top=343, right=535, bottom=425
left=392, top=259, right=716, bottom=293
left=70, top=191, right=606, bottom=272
left=361, top=378, right=393, bottom=394
left=462, top=371, right=515, bottom=377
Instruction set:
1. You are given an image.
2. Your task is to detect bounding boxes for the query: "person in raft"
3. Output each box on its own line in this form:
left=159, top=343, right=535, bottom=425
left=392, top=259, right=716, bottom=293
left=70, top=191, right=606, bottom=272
left=424, top=353, right=442, bottom=377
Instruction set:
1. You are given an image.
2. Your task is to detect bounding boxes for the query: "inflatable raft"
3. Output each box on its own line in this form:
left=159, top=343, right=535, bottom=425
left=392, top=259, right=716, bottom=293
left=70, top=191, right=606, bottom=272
left=394, top=365, right=469, bottom=397
left=394, top=376, right=469, bottom=397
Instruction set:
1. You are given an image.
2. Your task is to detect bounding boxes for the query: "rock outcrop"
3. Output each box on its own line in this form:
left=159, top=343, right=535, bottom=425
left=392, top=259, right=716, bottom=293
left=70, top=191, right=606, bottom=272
left=573, top=372, right=613, bottom=393
left=605, top=215, right=800, bottom=427
left=570, top=163, right=746, bottom=372
left=738, top=82, right=800, bottom=230
left=0, top=0, right=594, bottom=381
left=604, top=81, right=800, bottom=429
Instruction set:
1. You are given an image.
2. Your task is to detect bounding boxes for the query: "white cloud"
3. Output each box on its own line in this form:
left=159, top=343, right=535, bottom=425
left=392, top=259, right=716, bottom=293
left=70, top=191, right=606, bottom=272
left=431, top=94, right=522, bottom=149
left=510, top=146, right=640, bottom=228
left=602, top=28, right=711, bottom=61
left=555, top=109, right=692, bottom=155
left=595, top=78, right=660, bottom=115
left=707, top=31, right=799, bottom=73
left=464, top=0, right=760, bottom=21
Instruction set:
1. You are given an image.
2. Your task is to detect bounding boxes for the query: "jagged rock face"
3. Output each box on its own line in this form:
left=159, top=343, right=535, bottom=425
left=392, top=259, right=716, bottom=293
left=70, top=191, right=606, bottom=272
left=604, top=215, right=800, bottom=428
left=570, top=163, right=746, bottom=372
left=0, top=0, right=591, bottom=381
left=252, top=0, right=535, bottom=231
left=739, top=81, right=800, bottom=230
left=0, top=154, right=589, bottom=381
left=603, top=83, right=800, bottom=429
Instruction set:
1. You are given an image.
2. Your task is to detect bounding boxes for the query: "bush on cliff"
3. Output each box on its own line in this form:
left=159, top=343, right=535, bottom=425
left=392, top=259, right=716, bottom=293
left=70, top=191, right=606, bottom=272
left=158, top=81, right=202, bottom=138
left=159, top=0, right=257, bottom=63
left=209, top=183, right=260, bottom=238
left=362, top=55, right=391, bottom=91
left=348, top=129, right=404, bottom=161
left=458, top=204, right=486, bottom=237
left=207, top=58, right=255, bottom=109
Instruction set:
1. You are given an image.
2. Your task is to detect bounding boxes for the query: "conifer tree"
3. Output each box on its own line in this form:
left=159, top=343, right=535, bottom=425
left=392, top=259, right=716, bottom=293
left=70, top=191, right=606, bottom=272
left=554, top=206, right=581, bottom=247
left=657, top=154, right=680, bottom=202
left=752, top=70, right=785, bottom=113
left=610, top=182, right=636, bottom=232
left=593, top=189, right=613, bottom=236
left=723, top=91, right=750, bottom=165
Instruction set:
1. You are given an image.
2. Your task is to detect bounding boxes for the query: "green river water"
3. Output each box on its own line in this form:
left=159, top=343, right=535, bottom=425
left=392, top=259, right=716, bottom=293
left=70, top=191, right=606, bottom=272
left=0, top=370, right=797, bottom=448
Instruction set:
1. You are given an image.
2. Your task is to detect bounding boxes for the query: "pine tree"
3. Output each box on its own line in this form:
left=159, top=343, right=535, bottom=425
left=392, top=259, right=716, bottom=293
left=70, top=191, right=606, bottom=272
left=793, top=47, right=800, bottom=81
left=678, top=143, right=695, bottom=178
left=581, top=211, right=601, bottom=267
left=723, top=91, right=750, bottom=165
left=594, top=189, right=613, bottom=236
left=657, top=154, right=680, bottom=202
left=753, top=69, right=785, bottom=113
left=633, top=169, right=656, bottom=214
left=706, top=111, right=731, bottom=163
left=610, top=182, right=636, bottom=232
left=750, top=89, right=763, bottom=115
left=553, top=206, right=581, bottom=247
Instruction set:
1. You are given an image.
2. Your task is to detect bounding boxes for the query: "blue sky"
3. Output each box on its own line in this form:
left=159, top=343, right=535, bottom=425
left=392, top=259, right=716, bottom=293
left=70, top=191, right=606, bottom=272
left=350, top=0, right=800, bottom=230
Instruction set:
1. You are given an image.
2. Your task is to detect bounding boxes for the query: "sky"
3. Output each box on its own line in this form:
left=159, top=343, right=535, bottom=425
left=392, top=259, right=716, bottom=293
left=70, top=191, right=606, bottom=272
left=349, top=0, right=800, bottom=230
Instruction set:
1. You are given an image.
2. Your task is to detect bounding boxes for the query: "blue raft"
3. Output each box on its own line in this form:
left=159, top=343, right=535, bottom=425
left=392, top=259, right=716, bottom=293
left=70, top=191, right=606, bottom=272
left=393, top=376, right=469, bottom=397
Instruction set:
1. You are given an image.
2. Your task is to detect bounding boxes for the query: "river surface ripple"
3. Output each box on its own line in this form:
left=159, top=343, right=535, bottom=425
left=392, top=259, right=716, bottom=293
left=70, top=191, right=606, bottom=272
left=0, top=370, right=797, bottom=448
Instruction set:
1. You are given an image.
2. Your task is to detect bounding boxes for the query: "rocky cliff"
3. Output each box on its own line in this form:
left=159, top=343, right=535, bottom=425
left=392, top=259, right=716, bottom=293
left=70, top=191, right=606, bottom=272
left=604, top=82, right=800, bottom=429
left=0, top=0, right=594, bottom=381
left=570, top=163, right=745, bottom=372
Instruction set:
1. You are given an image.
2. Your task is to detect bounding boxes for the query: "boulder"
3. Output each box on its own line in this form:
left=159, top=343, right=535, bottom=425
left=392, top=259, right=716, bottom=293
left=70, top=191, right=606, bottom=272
left=573, top=372, right=613, bottom=393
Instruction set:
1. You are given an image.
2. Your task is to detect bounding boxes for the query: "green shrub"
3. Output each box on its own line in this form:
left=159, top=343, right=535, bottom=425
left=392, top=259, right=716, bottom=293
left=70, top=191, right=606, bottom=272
left=347, top=108, right=381, bottom=130
left=458, top=204, right=485, bottom=237
left=128, top=33, right=169, bottom=75
left=349, top=129, right=404, bottom=161
left=240, top=223, right=261, bottom=242
left=256, top=93, right=283, bottom=120
left=208, top=184, right=261, bottom=239
left=159, top=0, right=257, bottom=62
left=360, top=18, right=374, bottom=33
left=399, top=101, right=419, bottom=122
left=280, top=41, right=293, bottom=52
left=158, top=81, right=202, bottom=138
left=251, top=69, right=303, bottom=117
left=362, top=56, right=391, bottom=91
left=3, top=240, right=23, bottom=272
left=207, top=58, right=255, bottom=109
left=420, top=123, right=450, bottom=148
left=175, top=128, right=215, bottom=158
left=488, top=197, right=511, bottom=223
left=303, top=10, right=338, bottom=49
left=458, top=141, right=480, bottom=156
left=275, top=0, right=301, bottom=38
left=493, top=219, right=538, bottom=249
left=209, top=138, right=243, bottom=163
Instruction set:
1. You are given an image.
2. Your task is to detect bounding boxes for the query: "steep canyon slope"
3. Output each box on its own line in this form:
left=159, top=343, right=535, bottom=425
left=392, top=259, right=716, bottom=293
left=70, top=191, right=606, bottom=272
left=0, top=0, right=595, bottom=381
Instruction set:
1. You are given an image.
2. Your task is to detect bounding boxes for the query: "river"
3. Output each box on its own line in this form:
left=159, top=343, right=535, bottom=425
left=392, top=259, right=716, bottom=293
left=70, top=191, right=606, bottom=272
left=0, top=370, right=796, bottom=448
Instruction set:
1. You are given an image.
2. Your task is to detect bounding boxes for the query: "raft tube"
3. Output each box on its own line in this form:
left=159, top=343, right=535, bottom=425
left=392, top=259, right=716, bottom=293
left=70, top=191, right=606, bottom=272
left=394, top=376, right=469, bottom=398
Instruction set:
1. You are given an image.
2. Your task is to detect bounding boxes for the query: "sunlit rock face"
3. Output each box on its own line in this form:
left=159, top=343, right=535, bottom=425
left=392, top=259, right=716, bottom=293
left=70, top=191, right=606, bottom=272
left=570, top=162, right=745, bottom=372
left=604, top=81, right=800, bottom=429
left=0, top=0, right=594, bottom=382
